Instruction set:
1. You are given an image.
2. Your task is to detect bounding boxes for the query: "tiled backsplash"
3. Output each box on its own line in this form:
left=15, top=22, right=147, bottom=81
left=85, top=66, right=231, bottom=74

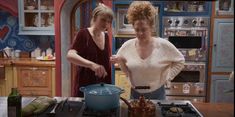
left=0, top=10, right=54, bottom=52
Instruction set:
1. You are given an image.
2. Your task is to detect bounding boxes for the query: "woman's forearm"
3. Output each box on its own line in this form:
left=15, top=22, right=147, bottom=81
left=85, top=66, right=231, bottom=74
left=168, top=61, right=185, bottom=81
left=67, top=49, right=94, bottom=69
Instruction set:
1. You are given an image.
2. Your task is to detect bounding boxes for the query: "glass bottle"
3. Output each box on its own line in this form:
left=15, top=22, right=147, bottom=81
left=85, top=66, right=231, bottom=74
left=7, top=88, right=22, bottom=117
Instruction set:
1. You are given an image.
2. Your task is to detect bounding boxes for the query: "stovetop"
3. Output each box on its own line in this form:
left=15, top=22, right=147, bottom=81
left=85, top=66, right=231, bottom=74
left=71, top=100, right=203, bottom=117
left=156, top=100, right=203, bottom=117
left=55, top=99, right=203, bottom=117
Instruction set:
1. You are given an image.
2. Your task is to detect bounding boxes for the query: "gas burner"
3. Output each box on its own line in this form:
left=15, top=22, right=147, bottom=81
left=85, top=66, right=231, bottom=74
left=157, top=101, right=202, bottom=117
left=82, top=107, right=119, bottom=117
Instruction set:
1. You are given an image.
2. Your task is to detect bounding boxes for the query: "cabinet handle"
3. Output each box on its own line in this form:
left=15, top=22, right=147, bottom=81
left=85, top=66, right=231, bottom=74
left=32, top=67, right=38, bottom=70
left=42, top=71, right=46, bottom=75
left=213, top=44, right=217, bottom=47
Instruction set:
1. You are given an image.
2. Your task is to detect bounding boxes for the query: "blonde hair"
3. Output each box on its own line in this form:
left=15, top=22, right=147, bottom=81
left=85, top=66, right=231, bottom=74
left=91, top=3, right=114, bottom=25
left=127, top=1, right=156, bottom=26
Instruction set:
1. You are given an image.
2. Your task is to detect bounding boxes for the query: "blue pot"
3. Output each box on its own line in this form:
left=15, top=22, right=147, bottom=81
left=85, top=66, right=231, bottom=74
left=80, top=83, right=124, bottom=111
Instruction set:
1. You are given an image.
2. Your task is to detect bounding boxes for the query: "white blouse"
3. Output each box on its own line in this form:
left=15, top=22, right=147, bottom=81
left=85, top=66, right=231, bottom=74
left=117, top=37, right=185, bottom=93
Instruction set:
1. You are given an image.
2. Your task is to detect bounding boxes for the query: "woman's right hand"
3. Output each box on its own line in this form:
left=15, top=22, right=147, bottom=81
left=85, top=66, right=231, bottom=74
left=90, top=63, right=107, bottom=78
left=110, top=55, right=126, bottom=64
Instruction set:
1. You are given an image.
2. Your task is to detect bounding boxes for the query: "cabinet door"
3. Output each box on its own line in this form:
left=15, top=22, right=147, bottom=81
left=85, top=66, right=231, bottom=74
left=18, top=0, right=54, bottom=35
left=115, top=70, right=131, bottom=99
left=212, top=19, right=234, bottom=72
left=210, top=75, right=234, bottom=103
left=0, top=66, right=14, bottom=96
left=17, top=66, right=52, bottom=96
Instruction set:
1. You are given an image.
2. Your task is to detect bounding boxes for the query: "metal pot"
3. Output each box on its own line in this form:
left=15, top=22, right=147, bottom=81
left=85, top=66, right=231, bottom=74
left=80, top=83, right=124, bottom=111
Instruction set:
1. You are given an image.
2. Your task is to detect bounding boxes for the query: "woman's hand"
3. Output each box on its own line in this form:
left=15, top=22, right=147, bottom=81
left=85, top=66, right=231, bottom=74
left=90, top=63, right=107, bottom=78
left=110, top=55, right=126, bottom=64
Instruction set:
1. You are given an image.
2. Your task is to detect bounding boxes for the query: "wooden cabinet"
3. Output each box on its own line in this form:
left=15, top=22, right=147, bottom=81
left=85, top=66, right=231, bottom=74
left=15, top=66, right=55, bottom=97
left=208, top=1, right=234, bottom=102
left=0, top=66, right=15, bottom=96
left=18, top=0, right=54, bottom=35
left=212, top=19, right=234, bottom=72
left=210, top=75, right=234, bottom=103
left=115, top=70, right=131, bottom=99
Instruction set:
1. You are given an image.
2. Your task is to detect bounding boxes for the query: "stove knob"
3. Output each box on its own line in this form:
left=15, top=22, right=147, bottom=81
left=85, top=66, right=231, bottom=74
left=184, top=20, right=189, bottom=24
left=193, top=98, right=198, bottom=102
left=175, top=19, right=180, bottom=24
left=168, top=19, right=172, bottom=24
left=198, top=65, right=201, bottom=69
left=200, top=20, right=205, bottom=24
left=192, top=19, right=197, bottom=25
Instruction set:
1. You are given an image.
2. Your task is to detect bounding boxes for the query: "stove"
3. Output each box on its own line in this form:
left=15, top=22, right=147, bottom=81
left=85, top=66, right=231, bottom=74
left=156, top=100, right=203, bottom=117
left=65, top=99, right=203, bottom=117
left=119, top=100, right=203, bottom=117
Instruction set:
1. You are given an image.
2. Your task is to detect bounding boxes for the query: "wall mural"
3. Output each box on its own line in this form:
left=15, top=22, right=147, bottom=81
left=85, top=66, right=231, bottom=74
left=0, top=10, right=54, bottom=52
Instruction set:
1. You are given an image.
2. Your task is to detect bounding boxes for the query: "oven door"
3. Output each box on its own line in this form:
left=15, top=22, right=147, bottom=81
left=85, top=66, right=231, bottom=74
left=168, top=36, right=207, bottom=62
left=172, top=62, right=206, bottom=83
left=165, top=62, right=206, bottom=96
left=168, top=36, right=203, bottom=49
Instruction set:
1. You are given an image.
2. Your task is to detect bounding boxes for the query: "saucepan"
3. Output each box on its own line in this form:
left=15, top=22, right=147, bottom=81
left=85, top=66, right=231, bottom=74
left=80, top=83, right=124, bottom=111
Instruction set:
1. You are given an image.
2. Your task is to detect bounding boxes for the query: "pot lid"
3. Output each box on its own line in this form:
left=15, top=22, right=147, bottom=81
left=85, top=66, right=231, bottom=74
left=80, top=83, right=123, bottom=96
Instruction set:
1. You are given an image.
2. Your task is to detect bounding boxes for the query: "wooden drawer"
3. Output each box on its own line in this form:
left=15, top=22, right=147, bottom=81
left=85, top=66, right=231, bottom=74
left=19, top=90, right=52, bottom=97
left=16, top=66, right=53, bottom=96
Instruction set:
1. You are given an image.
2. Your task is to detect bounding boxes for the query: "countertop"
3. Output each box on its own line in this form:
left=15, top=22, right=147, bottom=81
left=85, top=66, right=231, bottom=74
left=0, top=58, right=55, bottom=67
left=0, top=97, right=234, bottom=117
left=193, top=102, right=234, bottom=117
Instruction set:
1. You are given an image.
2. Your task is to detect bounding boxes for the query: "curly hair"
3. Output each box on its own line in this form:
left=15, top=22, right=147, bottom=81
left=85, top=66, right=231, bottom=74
left=126, top=1, right=156, bottom=26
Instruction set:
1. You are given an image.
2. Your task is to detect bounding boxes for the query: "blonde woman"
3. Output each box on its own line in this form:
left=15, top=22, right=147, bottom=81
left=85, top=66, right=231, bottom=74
left=110, top=1, right=185, bottom=99
left=67, top=3, right=114, bottom=97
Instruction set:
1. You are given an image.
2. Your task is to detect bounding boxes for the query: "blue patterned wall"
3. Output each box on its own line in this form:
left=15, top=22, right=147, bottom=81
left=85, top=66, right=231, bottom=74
left=0, top=10, right=54, bottom=52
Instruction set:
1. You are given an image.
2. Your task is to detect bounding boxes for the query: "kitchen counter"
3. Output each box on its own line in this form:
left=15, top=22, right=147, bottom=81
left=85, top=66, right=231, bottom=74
left=0, top=58, right=55, bottom=67
left=193, top=102, right=234, bottom=117
left=0, top=97, right=234, bottom=117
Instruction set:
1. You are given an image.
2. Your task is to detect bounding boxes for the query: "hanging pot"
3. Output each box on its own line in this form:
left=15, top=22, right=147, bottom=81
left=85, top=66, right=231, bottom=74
left=80, top=83, right=124, bottom=111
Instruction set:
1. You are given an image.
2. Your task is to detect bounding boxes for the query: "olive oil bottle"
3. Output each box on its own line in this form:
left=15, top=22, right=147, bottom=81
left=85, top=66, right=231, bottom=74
left=7, top=88, right=22, bottom=117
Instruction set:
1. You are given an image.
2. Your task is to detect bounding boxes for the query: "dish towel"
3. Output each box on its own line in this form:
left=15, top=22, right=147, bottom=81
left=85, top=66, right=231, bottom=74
left=22, top=96, right=56, bottom=117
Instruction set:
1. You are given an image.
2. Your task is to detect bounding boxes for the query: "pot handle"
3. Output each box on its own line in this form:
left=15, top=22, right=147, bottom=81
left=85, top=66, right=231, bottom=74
left=120, top=97, right=132, bottom=110
left=80, top=87, right=86, bottom=92
left=120, top=88, right=125, bottom=94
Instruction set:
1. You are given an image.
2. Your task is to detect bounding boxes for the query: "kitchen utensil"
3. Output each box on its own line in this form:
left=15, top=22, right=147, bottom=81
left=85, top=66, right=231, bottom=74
left=60, top=98, right=68, bottom=111
left=80, top=83, right=124, bottom=111
left=48, top=97, right=64, bottom=115
left=3, top=47, right=12, bottom=58
left=48, top=101, right=60, bottom=114
left=120, top=95, right=156, bottom=117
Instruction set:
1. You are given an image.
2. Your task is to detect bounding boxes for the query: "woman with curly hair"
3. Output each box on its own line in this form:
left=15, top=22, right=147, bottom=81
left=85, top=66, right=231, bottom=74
left=110, top=1, right=185, bottom=99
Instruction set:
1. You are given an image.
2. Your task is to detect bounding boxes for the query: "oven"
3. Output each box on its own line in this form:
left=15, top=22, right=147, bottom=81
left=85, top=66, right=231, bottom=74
left=162, top=16, right=209, bottom=102
left=163, top=16, right=210, bottom=62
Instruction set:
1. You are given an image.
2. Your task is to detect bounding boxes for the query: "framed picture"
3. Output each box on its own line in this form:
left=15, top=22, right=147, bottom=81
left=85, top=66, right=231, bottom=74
left=116, top=8, right=134, bottom=35
left=216, top=0, right=234, bottom=16
left=115, top=6, right=159, bottom=36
